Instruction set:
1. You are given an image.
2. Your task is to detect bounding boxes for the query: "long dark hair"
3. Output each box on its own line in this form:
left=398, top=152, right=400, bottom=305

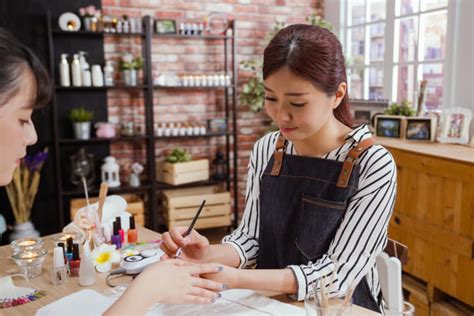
left=0, top=27, right=52, bottom=108
left=263, top=24, right=353, bottom=127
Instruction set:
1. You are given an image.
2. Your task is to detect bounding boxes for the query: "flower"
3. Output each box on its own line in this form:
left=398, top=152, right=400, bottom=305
left=91, top=244, right=121, bottom=273
left=122, top=53, right=133, bottom=64
left=131, top=162, right=144, bottom=174
left=23, top=149, right=48, bottom=172
left=6, top=148, right=48, bottom=224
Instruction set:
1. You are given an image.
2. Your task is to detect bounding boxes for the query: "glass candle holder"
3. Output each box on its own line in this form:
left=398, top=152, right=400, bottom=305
left=10, top=237, right=44, bottom=254
left=11, top=248, right=48, bottom=278
left=304, top=293, right=353, bottom=316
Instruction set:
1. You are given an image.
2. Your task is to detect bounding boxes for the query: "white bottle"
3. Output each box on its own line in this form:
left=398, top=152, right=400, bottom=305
left=103, top=61, right=114, bottom=87
left=79, top=239, right=96, bottom=287
left=91, top=65, right=104, bottom=87
left=123, top=20, right=130, bottom=33
left=219, top=74, right=226, bottom=86
left=59, top=54, right=70, bottom=87
left=82, top=70, right=92, bottom=87
left=78, top=51, right=90, bottom=85
left=71, top=54, right=82, bottom=87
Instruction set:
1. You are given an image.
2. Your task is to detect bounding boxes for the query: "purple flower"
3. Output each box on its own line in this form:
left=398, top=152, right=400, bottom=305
left=23, top=149, right=48, bottom=172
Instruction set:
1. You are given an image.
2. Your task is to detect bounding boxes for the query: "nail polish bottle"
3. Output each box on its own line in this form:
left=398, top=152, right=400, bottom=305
left=116, top=216, right=124, bottom=243
left=111, top=221, right=122, bottom=249
left=51, top=246, right=68, bottom=285
left=57, top=242, right=67, bottom=264
left=65, top=237, right=74, bottom=266
left=70, top=243, right=81, bottom=277
left=127, top=216, right=138, bottom=243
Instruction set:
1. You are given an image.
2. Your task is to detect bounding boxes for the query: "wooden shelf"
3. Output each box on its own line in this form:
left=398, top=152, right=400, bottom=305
left=153, top=33, right=230, bottom=40
left=62, top=183, right=152, bottom=197
left=56, top=85, right=148, bottom=91
left=153, top=85, right=235, bottom=90
left=59, top=136, right=149, bottom=145
left=52, top=30, right=145, bottom=37
left=155, top=132, right=231, bottom=140
left=156, top=178, right=230, bottom=190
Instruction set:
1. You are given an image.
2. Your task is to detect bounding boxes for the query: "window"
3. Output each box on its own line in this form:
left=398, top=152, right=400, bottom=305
left=343, top=0, right=449, bottom=112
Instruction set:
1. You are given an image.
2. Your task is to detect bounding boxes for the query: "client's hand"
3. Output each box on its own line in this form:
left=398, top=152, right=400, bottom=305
left=201, top=264, right=239, bottom=290
left=103, top=259, right=225, bottom=315
left=160, top=226, right=211, bottom=262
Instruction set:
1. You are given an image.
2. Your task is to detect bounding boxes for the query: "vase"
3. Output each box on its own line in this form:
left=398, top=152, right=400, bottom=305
left=122, top=69, right=137, bottom=86
left=73, top=122, right=91, bottom=140
left=9, top=221, right=40, bottom=242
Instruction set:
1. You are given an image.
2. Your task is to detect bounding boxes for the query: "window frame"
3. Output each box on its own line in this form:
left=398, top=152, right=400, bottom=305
left=340, top=0, right=450, bottom=112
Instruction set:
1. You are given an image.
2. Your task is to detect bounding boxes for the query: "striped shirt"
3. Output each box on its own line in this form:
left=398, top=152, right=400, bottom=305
left=222, top=124, right=397, bottom=303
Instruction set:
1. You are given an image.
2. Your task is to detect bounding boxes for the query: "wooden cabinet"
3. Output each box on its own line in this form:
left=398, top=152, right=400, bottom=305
left=377, top=138, right=474, bottom=307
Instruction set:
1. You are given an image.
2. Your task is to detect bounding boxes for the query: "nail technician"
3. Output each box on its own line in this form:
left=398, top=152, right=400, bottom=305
left=0, top=28, right=224, bottom=314
left=161, top=24, right=396, bottom=313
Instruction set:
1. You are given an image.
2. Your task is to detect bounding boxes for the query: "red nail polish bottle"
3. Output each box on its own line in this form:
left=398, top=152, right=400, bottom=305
left=69, top=243, right=81, bottom=277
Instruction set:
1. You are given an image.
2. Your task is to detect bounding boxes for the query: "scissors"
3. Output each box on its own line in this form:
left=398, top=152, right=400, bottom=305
left=174, top=199, right=206, bottom=258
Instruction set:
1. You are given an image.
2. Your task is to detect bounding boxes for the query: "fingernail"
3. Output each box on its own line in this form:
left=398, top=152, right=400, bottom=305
left=221, top=284, right=228, bottom=290
left=218, top=266, right=224, bottom=272
left=211, top=298, right=216, bottom=303
left=184, top=236, right=192, bottom=243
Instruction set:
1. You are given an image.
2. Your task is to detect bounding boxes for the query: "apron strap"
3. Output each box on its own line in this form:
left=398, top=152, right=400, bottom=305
left=337, top=137, right=376, bottom=188
left=270, top=134, right=287, bottom=176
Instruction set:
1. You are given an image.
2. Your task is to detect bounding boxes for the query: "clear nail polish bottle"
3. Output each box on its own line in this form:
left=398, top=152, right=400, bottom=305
left=51, top=246, right=68, bottom=285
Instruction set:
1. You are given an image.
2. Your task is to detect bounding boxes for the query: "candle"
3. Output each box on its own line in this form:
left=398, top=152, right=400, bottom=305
left=18, top=240, right=37, bottom=247
left=10, top=237, right=44, bottom=254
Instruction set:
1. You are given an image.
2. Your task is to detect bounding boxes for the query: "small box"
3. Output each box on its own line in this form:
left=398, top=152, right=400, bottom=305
left=156, top=159, right=209, bottom=185
left=161, top=185, right=231, bottom=230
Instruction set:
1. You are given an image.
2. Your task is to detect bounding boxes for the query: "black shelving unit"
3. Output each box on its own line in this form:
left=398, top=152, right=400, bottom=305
left=46, top=12, right=238, bottom=230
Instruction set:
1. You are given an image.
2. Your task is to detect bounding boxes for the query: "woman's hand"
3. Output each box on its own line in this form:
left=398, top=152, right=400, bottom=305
left=160, top=226, right=210, bottom=262
left=104, top=259, right=225, bottom=315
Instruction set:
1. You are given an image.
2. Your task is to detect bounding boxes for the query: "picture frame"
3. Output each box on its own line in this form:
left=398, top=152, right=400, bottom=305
left=405, top=116, right=437, bottom=142
left=155, top=19, right=177, bottom=34
left=374, top=115, right=405, bottom=139
left=349, top=99, right=389, bottom=128
left=438, top=107, right=472, bottom=144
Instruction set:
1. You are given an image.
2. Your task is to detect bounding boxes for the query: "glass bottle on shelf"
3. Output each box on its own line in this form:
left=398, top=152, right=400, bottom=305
left=212, top=151, right=227, bottom=180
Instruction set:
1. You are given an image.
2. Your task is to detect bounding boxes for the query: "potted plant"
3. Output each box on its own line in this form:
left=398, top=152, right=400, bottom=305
left=384, top=100, right=416, bottom=116
left=69, top=107, right=94, bottom=140
left=119, top=53, right=144, bottom=86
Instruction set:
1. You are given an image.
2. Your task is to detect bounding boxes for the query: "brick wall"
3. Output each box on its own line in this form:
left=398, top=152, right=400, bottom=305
left=102, top=0, right=324, bottom=221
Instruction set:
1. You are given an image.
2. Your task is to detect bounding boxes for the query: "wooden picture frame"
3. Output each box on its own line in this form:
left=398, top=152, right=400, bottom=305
left=374, top=115, right=405, bottom=139
left=438, top=107, right=472, bottom=144
left=155, top=19, right=177, bottom=34
left=349, top=99, right=389, bottom=127
left=405, top=116, right=437, bottom=142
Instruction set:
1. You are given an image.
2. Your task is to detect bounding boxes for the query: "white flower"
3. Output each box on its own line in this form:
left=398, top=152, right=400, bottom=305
left=131, top=162, right=144, bottom=174
left=122, top=53, right=133, bottom=64
left=91, top=244, right=121, bottom=273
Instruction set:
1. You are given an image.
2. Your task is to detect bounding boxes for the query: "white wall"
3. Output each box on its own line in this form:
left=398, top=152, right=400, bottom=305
left=444, top=0, right=474, bottom=140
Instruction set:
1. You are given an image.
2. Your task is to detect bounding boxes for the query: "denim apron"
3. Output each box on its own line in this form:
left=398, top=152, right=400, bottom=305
left=256, top=134, right=381, bottom=313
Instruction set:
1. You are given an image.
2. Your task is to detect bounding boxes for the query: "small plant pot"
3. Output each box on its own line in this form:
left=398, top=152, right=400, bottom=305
left=73, top=122, right=91, bottom=140
left=122, top=69, right=138, bottom=86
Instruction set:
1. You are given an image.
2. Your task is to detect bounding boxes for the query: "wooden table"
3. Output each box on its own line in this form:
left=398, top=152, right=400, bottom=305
left=1, top=227, right=379, bottom=315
